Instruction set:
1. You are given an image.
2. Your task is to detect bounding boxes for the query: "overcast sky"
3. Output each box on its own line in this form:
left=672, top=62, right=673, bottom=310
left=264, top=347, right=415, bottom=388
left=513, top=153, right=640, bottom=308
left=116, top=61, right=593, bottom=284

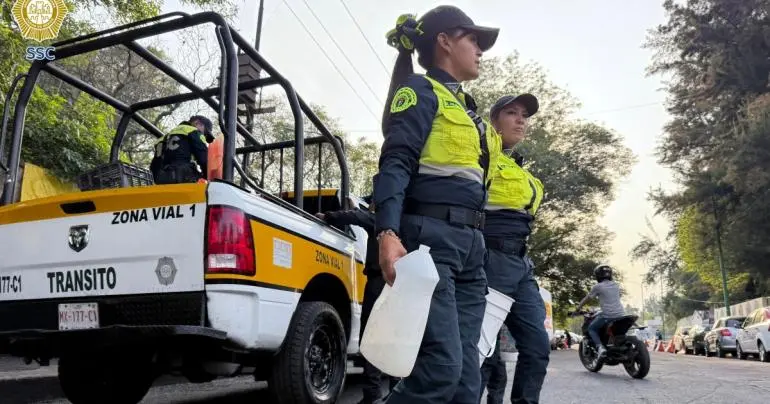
left=159, top=0, right=681, bottom=310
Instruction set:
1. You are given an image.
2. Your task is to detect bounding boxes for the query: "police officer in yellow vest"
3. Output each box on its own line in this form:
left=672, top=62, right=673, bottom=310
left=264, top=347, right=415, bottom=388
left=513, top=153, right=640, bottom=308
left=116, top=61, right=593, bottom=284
left=479, top=94, right=550, bottom=404
left=150, top=115, right=213, bottom=184
left=372, top=5, right=501, bottom=403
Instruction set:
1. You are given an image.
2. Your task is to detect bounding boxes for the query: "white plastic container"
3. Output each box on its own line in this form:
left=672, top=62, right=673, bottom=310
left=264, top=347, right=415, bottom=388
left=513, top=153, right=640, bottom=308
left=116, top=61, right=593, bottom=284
left=477, top=288, right=514, bottom=367
left=360, top=245, right=440, bottom=377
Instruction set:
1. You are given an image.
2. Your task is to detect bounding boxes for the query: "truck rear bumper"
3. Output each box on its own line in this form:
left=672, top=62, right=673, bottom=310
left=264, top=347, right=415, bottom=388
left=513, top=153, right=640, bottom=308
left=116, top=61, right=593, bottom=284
left=0, top=325, right=227, bottom=358
left=0, top=291, right=224, bottom=357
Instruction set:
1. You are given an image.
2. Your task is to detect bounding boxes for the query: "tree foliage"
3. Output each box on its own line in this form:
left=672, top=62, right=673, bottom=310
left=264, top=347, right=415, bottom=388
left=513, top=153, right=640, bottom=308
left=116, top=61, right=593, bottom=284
left=0, top=0, right=234, bottom=182
left=636, top=0, right=770, bottom=320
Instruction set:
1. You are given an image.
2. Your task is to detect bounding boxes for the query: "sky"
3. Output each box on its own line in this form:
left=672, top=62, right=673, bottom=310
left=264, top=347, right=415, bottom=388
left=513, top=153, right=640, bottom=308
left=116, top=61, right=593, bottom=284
left=157, top=0, right=681, bottom=310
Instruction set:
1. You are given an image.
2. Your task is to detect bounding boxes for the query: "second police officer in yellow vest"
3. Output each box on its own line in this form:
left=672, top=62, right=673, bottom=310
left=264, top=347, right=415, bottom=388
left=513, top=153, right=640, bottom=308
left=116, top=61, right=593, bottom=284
left=373, top=5, right=501, bottom=404
left=480, top=94, right=550, bottom=404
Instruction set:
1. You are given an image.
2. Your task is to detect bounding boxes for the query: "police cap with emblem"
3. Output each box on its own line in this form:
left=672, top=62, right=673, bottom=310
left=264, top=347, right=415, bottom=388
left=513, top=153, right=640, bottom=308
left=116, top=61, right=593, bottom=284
left=416, top=5, right=499, bottom=52
left=490, top=94, right=540, bottom=120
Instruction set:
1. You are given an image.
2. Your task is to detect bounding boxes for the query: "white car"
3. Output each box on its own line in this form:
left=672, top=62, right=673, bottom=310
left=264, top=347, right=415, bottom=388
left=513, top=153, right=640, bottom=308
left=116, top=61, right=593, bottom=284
left=735, top=307, right=770, bottom=361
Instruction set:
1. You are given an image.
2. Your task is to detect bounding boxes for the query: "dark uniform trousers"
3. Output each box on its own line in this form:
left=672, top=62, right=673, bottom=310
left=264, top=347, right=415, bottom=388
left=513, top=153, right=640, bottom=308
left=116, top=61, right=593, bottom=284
left=480, top=241, right=550, bottom=404
left=386, top=214, right=487, bottom=404
left=479, top=330, right=507, bottom=404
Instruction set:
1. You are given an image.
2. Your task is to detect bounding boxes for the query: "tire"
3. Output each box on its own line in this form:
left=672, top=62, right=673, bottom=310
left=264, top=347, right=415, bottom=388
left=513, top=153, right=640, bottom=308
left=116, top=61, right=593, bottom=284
left=759, top=342, right=770, bottom=363
left=268, top=301, right=347, bottom=404
left=623, top=337, right=650, bottom=380
left=578, top=340, right=603, bottom=373
left=716, top=342, right=726, bottom=358
left=58, top=349, right=155, bottom=404
left=737, top=343, right=748, bottom=360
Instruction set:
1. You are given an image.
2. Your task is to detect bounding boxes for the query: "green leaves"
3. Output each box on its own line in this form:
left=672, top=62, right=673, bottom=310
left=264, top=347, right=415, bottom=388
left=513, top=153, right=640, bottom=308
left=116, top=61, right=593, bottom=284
left=638, top=0, right=770, bottom=316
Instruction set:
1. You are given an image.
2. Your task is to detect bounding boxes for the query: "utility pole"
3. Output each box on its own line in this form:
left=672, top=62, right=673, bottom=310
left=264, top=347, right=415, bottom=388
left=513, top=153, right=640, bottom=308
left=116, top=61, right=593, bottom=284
left=712, top=193, right=731, bottom=315
left=254, top=0, right=265, bottom=51
left=641, top=277, right=644, bottom=321
left=240, top=0, right=274, bottom=187
left=660, top=277, right=665, bottom=338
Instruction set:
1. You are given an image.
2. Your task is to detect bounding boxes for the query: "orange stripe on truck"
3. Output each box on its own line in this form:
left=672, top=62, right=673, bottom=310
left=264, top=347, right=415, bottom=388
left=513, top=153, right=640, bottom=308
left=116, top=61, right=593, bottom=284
left=205, top=218, right=366, bottom=304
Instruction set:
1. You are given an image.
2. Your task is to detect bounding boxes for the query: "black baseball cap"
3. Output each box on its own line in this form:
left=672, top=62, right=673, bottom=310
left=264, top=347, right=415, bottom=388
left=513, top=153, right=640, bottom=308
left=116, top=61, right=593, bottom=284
left=490, top=94, right=539, bottom=119
left=189, top=115, right=213, bottom=135
left=417, top=5, right=499, bottom=52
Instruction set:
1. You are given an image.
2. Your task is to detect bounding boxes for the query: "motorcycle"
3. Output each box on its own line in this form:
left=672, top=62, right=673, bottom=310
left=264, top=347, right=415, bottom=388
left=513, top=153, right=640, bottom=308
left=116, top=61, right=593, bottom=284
left=568, top=308, right=651, bottom=379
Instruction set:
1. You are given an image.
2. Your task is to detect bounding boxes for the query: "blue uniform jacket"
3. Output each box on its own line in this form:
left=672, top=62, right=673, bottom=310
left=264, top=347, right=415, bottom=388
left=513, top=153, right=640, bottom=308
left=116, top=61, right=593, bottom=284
left=373, top=68, right=487, bottom=235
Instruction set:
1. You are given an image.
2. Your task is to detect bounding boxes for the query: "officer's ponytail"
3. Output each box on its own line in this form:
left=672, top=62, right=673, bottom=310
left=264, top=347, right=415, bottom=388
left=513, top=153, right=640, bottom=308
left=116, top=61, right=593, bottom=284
left=382, top=14, right=422, bottom=135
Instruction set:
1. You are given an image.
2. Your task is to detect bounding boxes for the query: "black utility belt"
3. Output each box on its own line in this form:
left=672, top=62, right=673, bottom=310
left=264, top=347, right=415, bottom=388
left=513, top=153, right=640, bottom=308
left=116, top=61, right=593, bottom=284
left=484, top=237, right=528, bottom=257
left=403, top=201, right=485, bottom=230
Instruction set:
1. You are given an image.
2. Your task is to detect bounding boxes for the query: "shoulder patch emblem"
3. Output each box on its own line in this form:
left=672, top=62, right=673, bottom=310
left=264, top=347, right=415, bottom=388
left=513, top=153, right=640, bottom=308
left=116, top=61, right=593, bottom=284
left=390, top=87, right=418, bottom=113
left=443, top=99, right=463, bottom=110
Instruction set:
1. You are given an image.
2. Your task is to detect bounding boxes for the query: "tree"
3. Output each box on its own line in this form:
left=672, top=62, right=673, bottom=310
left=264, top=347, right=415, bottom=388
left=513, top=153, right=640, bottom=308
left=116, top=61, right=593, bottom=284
left=230, top=94, right=378, bottom=197
left=1, top=0, right=238, bottom=181
left=640, top=0, right=770, bottom=305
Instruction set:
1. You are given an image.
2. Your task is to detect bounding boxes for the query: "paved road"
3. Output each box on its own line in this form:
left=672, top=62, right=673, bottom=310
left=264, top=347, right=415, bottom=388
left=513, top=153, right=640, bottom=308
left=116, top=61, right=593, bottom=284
left=3, top=350, right=770, bottom=403
left=536, top=350, right=770, bottom=404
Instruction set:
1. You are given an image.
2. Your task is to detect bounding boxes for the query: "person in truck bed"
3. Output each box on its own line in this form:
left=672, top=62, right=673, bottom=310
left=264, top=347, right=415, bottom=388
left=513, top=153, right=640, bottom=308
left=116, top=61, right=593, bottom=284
left=150, top=115, right=214, bottom=184
left=316, top=195, right=399, bottom=404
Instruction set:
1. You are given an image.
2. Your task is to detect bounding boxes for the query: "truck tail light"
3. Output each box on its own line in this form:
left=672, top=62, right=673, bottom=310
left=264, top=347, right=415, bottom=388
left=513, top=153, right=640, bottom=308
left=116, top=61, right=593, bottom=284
left=206, top=205, right=255, bottom=276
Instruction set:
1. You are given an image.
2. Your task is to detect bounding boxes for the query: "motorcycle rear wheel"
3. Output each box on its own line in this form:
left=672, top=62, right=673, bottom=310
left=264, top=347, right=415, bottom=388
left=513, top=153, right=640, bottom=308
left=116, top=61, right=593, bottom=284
left=623, top=336, right=650, bottom=379
left=578, top=340, right=603, bottom=373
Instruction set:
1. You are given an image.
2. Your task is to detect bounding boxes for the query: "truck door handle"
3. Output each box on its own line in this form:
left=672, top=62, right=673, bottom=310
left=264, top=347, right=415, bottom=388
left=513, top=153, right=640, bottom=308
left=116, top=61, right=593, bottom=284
left=60, top=201, right=96, bottom=214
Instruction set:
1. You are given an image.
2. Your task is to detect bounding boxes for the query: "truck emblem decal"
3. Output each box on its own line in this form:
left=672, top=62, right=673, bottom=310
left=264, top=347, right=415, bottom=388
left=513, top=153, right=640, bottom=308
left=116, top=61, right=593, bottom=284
left=68, top=225, right=90, bottom=252
left=155, top=257, right=177, bottom=286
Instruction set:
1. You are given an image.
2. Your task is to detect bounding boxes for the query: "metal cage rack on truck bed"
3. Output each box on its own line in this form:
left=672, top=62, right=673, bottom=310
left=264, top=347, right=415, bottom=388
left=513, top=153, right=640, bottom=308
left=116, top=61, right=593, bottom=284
left=0, top=11, right=349, bottom=212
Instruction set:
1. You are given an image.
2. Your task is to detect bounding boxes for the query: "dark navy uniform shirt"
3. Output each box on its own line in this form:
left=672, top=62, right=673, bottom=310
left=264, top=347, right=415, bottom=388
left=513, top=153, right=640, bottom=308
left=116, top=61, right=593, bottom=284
left=323, top=209, right=380, bottom=276
left=150, top=124, right=209, bottom=175
left=373, top=68, right=487, bottom=234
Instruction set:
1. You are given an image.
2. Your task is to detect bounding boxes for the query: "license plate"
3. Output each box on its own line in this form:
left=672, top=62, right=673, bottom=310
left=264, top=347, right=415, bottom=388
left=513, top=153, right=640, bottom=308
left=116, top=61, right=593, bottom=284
left=58, top=303, right=99, bottom=330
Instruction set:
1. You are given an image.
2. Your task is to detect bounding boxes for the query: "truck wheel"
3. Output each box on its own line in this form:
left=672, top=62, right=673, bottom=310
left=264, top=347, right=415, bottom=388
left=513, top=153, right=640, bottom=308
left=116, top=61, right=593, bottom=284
left=269, top=301, right=347, bottom=404
left=58, top=350, right=155, bottom=404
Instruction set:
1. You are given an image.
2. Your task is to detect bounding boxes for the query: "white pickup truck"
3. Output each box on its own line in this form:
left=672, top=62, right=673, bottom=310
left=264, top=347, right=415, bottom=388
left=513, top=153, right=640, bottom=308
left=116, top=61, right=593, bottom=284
left=0, top=11, right=368, bottom=404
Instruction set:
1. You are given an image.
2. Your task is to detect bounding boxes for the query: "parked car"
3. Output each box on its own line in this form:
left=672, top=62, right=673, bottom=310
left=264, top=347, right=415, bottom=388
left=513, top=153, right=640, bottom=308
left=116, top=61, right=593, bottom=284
left=735, top=307, right=770, bottom=361
left=682, top=324, right=711, bottom=355
left=704, top=316, right=745, bottom=358
left=672, top=326, right=691, bottom=352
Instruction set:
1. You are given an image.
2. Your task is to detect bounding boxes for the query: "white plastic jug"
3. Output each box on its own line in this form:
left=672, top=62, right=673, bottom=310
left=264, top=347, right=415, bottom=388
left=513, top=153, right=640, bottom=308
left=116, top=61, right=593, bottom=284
left=360, top=244, right=440, bottom=377
left=477, top=287, right=514, bottom=367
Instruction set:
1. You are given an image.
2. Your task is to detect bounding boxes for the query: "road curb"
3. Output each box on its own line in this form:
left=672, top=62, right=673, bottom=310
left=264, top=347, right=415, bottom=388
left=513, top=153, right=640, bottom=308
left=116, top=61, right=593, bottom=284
left=0, top=373, right=62, bottom=403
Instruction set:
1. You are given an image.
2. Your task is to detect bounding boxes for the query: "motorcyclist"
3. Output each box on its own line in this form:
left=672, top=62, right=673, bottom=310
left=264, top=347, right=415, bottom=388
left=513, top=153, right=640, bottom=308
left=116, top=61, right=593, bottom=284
left=574, top=264, right=625, bottom=358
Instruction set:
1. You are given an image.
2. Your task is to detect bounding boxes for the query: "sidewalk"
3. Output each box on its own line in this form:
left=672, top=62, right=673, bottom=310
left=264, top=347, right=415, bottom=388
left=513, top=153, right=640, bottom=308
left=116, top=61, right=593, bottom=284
left=0, top=356, right=58, bottom=382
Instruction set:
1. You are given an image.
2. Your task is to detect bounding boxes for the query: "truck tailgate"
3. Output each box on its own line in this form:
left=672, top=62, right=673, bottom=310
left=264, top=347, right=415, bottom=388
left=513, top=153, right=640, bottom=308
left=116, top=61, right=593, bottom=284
left=0, top=183, right=207, bottom=303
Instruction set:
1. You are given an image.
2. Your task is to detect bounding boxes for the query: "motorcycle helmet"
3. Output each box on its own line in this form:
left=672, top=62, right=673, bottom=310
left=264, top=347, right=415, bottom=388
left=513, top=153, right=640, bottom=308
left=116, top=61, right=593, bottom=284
left=593, top=264, right=613, bottom=282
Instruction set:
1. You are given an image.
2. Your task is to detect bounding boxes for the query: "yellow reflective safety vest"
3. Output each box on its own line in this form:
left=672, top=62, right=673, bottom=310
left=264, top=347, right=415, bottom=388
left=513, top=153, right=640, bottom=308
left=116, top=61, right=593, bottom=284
left=154, top=124, right=207, bottom=159
left=485, top=151, right=544, bottom=216
left=418, top=76, right=499, bottom=185
left=165, top=124, right=206, bottom=143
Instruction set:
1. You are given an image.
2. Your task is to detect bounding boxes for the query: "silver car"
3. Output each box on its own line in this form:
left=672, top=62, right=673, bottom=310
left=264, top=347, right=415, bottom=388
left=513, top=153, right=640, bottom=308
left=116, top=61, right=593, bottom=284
left=704, top=316, right=746, bottom=358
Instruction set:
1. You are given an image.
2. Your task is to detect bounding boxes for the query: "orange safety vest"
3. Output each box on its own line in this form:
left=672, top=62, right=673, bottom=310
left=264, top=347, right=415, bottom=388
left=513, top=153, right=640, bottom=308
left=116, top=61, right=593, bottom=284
left=207, top=135, right=224, bottom=180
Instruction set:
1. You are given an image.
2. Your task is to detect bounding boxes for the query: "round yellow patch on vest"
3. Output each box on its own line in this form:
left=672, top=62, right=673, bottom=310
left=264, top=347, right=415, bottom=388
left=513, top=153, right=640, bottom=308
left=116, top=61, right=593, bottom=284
left=390, top=87, right=418, bottom=113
